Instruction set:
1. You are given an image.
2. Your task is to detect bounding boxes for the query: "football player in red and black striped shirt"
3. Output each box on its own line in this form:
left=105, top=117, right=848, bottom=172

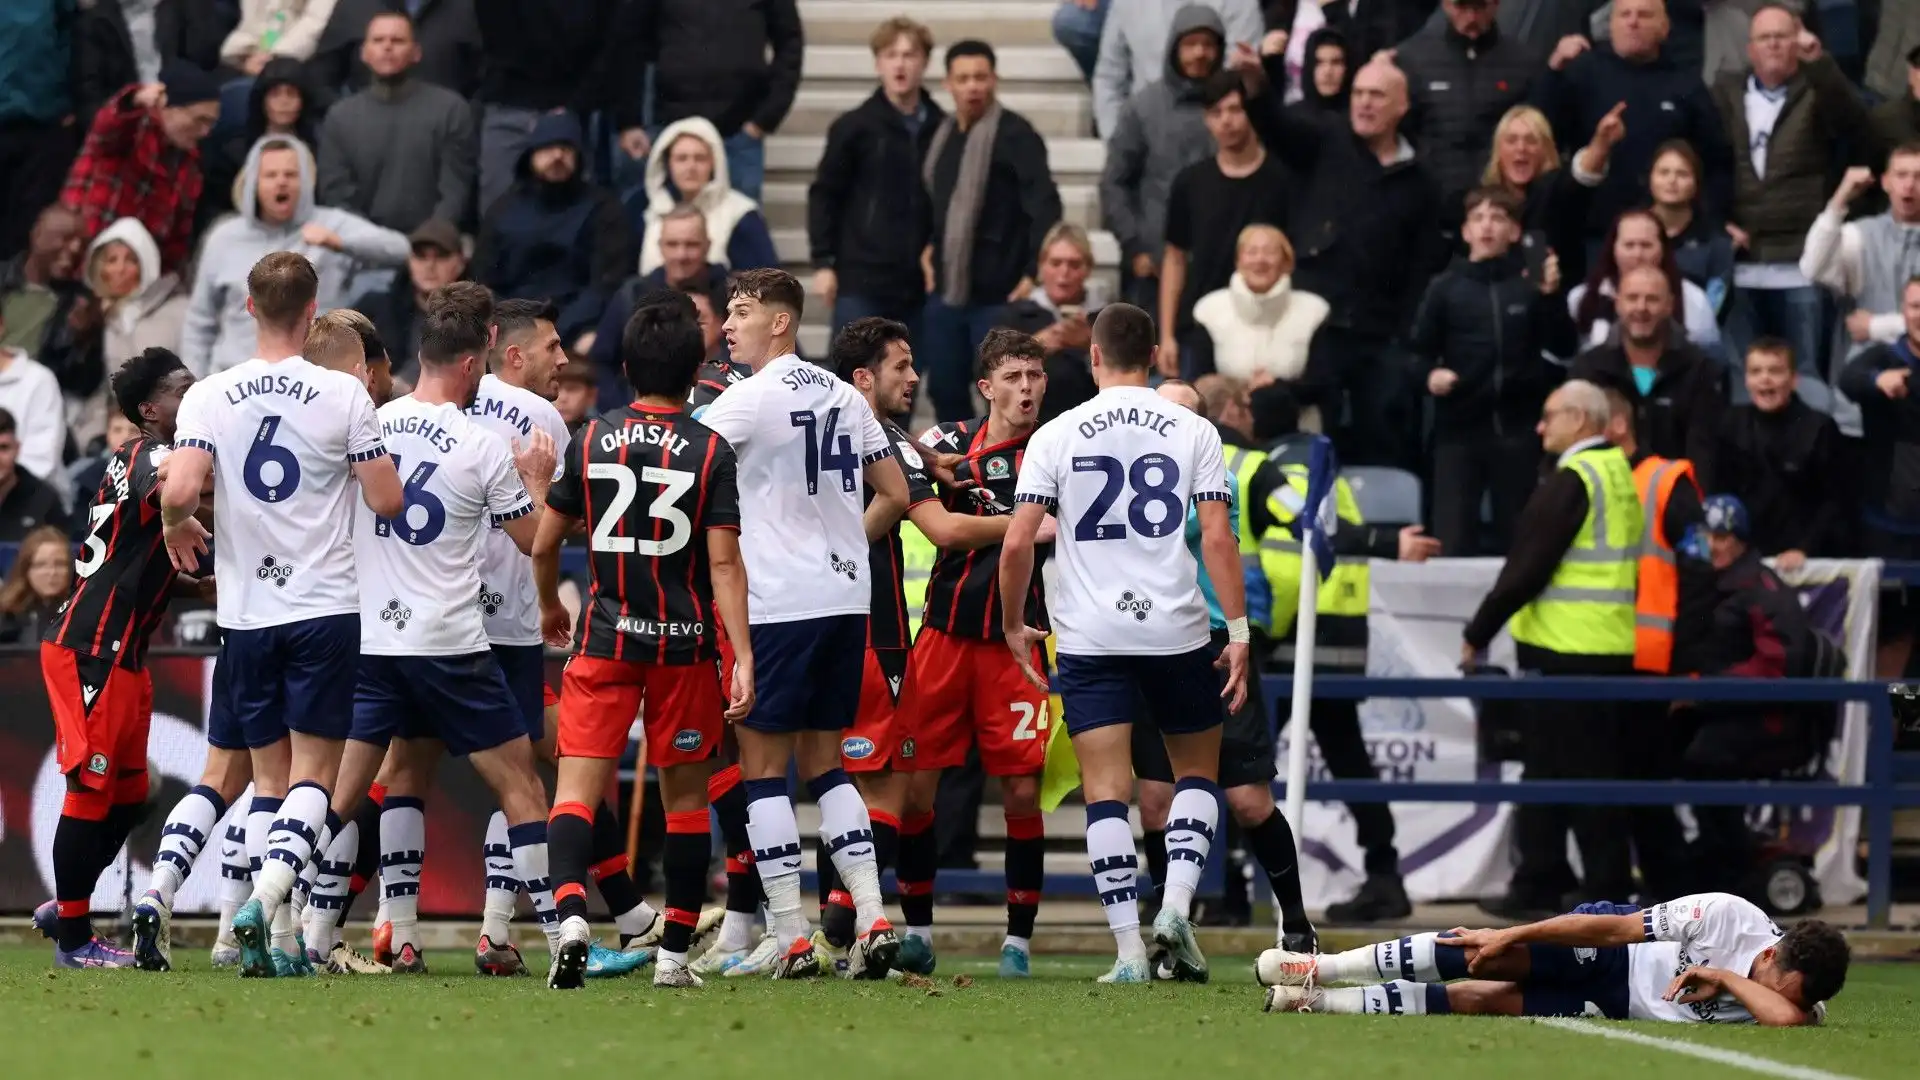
left=816, top=317, right=1029, bottom=966
left=532, top=289, right=753, bottom=989
left=38, top=347, right=199, bottom=967
left=899, top=327, right=1057, bottom=975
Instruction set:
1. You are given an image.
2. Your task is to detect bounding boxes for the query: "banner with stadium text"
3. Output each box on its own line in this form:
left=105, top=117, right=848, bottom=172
left=0, top=650, right=565, bottom=917
left=1281, top=557, right=1876, bottom=911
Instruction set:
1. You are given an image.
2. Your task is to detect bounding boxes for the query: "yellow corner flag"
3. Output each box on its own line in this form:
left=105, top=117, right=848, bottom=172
left=1038, top=635, right=1080, bottom=811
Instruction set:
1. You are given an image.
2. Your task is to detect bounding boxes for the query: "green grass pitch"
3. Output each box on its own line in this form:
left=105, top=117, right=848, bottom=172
left=0, top=947, right=1916, bottom=1079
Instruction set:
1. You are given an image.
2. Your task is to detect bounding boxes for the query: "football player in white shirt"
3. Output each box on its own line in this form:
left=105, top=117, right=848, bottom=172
left=1259, top=893, right=1851, bottom=1026
left=998, top=303, right=1251, bottom=985
left=699, top=268, right=910, bottom=979
left=159, top=252, right=405, bottom=978
left=323, top=282, right=560, bottom=977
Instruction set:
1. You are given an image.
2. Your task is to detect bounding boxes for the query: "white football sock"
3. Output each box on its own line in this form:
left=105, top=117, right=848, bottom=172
left=252, top=782, right=331, bottom=921
left=380, top=796, right=427, bottom=953
left=613, top=901, right=659, bottom=938
left=1320, top=933, right=1454, bottom=984
left=1161, top=779, right=1220, bottom=919
left=717, top=909, right=758, bottom=952
left=150, top=784, right=225, bottom=908
left=811, top=771, right=885, bottom=933
left=307, top=821, right=357, bottom=955
left=1085, top=801, right=1146, bottom=963
left=744, top=781, right=808, bottom=950
left=269, top=895, right=297, bottom=956
left=216, top=818, right=251, bottom=948
left=481, top=811, right=516, bottom=944
left=1318, top=980, right=1441, bottom=1015
left=507, top=820, right=560, bottom=953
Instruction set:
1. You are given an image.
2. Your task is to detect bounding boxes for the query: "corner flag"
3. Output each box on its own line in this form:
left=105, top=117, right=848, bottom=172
left=1293, top=434, right=1339, bottom=582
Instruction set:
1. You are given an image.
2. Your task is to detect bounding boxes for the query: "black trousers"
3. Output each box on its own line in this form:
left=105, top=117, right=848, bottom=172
left=0, top=119, right=79, bottom=261
left=1298, top=695, right=1401, bottom=876
left=1429, top=427, right=1541, bottom=557
left=1508, top=644, right=1636, bottom=905
left=1321, top=327, right=1412, bottom=468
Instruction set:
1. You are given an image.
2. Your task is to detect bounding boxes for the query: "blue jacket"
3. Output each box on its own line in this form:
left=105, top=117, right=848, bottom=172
left=472, top=112, right=632, bottom=342
left=0, top=1, right=74, bottom=124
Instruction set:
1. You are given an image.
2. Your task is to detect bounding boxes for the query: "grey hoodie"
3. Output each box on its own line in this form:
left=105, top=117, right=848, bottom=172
left=1092, top=0, right=1262, bottom=137
left=181, top=134, right=411, bottom=375
left=1100, top=5, right=1223, bottom=264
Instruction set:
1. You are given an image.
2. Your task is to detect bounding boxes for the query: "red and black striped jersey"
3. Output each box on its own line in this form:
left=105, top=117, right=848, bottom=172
left=547, top=403, right=740, bottom=665
left=44, top=436, right=180, bottom=669
left=917, top=417, right=1047, bottom=641
left=866, top=418, right=939, bottom=650
left=686, top=359, right=751, bottom=415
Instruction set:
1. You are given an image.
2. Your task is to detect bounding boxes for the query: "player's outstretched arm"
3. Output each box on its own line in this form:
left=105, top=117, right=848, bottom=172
left=1445, top=913, right=1646, bottom=971
left=997, top=501, right=1050, bottom=691
left=906, top=500, right=1013, bottom=551
left=353, top=454, right=404, bottom=519
left=707, top=527, right=755, bottom=721
left=532, top=508, right=576, bottom=647
left=864, top=456, right=909, bottom=542
left=1664, top=966, right=1809, bottom=1027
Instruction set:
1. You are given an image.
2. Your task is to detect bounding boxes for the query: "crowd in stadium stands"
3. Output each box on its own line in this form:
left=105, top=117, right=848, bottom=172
left=2, top=0, right=1920, bottom=591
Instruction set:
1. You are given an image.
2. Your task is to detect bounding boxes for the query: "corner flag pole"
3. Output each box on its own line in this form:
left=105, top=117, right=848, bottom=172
left=1283, top=543, right=1318, bottom=841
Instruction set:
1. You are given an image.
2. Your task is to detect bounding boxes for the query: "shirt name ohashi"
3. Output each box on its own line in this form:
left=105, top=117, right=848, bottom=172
left=600, top=422, right=690, bottom=457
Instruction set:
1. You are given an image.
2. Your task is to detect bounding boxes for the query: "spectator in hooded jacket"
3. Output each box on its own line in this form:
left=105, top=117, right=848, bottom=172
left=202, top=57, right=320, bottom=224
left=1092, top=0, right=1264, bottom=136
left=1292, top=26, right=1354, bottom=117
left=471, top=112, right=630, bottom=354
left=317, top=11, right=476, bottom=235
left=809, top=17, right=943, bottom=341
left=1417, top=186, right=1576, bottom=555
left=1533, top=0, right=1734, bottom=244
left=78, top=217, right=189, bottom=446
left=1713, top=336, right=1845, bottom=565
left=307, top=0, right=482, bottom=99
left=1646, top=138, right=1733, bottom=319
left=181, top=134, right=410, bottom=374
left=1570, top=264, right=1726, bottom=475
left=1396, top=0, right=1544, bottom=218
left=1712, top=8, right=1873, bottom=383
left=919, top=41, right=1063, bottom=423
left=60, top=64, right=220, bottom=273
left=636, top=118, right=778, bottom=278
left=1102, top=5, right=1226, bottom=314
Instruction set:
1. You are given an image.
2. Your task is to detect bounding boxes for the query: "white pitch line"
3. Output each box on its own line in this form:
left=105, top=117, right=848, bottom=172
left=1534, top=1018, right=1865, bottom=1080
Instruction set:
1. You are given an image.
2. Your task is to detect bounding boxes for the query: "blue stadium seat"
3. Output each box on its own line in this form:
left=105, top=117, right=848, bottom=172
left=1341, top=466, right=1422, bottom=526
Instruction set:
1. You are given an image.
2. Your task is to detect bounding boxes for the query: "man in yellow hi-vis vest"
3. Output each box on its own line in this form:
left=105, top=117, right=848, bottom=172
left=1463, top=379, right=1642, bottom=922
left=1257, top=436, right=1440, bottom=923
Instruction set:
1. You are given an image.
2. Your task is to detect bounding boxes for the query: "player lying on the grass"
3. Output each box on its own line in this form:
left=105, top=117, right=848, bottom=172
left=1257, top=892, right=1850, bottom=1026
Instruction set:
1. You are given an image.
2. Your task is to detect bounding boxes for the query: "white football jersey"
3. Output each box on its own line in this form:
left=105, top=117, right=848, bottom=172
left=466, top=373, right=571, bottom=645
left=697, top=353, right=892, bottom=623
left=1627, top=893, right=1783, bottom=1024
left=173, top=355, right=385, bottom=630
left=1015, top=384, right=1228, bottom=656
left=355, top=396, right=533, bottom=655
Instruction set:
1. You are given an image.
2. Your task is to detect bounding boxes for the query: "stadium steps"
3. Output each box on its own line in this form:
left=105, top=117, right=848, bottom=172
left=773, top=1, right=1110, bottom=357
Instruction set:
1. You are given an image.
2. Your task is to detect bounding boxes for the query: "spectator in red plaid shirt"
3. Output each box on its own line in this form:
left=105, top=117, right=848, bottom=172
left=59, top=61, right=222, bottom=274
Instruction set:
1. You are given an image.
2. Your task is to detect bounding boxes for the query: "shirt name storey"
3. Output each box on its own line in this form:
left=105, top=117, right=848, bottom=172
left=224, top=374, right=324, bottom=407
left=599, top=423, right=690, bottom=457
left=383, top=414, right=460, bottom=454
left=780, top=365, right=837, bottom=392
left=1076, top=406, right=1180, bottom=440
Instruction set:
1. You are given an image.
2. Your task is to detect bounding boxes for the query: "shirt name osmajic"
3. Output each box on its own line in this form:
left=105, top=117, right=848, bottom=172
left=1076, top=405, right=1180, bottom=440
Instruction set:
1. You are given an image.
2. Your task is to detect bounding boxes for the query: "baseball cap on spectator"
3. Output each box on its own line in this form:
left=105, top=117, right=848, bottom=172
left=409, top=219, right=462, bottom=256
left=159, top=59, right=221, bottom=107
left=1703, top=495, right=1751, bottom=541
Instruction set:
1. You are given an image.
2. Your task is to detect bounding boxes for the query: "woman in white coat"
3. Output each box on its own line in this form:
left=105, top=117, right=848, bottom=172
left=636, top=117, right=779, bottom=275
left=1190, top=224, right=1331, bottom=432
